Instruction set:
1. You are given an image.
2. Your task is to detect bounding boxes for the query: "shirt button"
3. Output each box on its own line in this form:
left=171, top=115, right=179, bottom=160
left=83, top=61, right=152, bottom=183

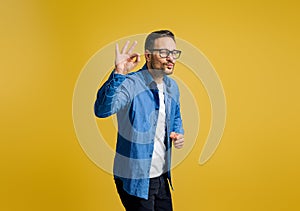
left=149, top=154, right=152, bottom=158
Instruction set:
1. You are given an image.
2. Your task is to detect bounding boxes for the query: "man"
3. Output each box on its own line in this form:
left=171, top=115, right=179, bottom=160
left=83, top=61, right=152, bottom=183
left=94, top=30, right=184, bottom=211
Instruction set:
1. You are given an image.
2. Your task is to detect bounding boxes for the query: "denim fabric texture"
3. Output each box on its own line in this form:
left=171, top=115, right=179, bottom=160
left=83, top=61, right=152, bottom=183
left=94, top=64, right=184, bottom=199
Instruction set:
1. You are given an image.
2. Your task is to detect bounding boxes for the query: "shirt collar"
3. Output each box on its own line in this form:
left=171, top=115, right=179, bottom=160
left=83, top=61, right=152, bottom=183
left=141, top=63, right=171, bottom=87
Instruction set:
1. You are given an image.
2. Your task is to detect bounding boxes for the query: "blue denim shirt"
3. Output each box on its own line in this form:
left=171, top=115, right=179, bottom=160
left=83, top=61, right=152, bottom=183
left=94, top=64, right=184, bottom=199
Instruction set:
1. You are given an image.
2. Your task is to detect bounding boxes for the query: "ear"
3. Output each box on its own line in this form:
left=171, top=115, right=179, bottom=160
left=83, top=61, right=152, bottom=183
left=145, top=50, right=151, bottom=62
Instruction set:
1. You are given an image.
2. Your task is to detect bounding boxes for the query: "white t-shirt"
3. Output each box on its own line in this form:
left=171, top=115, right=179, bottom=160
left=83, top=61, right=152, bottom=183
left=149, top=82, right=166, bottom=178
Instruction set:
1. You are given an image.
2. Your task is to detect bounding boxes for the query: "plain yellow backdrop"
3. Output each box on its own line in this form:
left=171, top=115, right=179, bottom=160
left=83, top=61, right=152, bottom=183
left=1, top=0, right=300, bottom=210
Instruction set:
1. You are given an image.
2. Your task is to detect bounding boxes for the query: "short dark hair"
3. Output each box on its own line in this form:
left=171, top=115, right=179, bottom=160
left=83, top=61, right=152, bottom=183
left=144, top=30, right=175, bottom=51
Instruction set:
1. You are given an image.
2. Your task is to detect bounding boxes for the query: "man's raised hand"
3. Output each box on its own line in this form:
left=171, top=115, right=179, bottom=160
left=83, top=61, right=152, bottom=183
left=115, top=41, right=140, bottom=75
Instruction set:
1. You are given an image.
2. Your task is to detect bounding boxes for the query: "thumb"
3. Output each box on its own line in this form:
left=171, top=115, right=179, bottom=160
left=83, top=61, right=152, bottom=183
left=170, top=132, right=177, bottom=140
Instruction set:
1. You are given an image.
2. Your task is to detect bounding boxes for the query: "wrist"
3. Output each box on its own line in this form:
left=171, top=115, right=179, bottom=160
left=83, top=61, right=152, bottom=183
left=114, top=65, right=126, bottom=75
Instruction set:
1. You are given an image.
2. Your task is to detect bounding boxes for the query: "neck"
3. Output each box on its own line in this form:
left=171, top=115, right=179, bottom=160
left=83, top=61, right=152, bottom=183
left=146, top=63, right=164, bottom=84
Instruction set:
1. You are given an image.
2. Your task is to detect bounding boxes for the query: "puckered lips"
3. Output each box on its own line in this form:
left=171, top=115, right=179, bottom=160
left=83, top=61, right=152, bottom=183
left=166, top=63, right=174, bottom=70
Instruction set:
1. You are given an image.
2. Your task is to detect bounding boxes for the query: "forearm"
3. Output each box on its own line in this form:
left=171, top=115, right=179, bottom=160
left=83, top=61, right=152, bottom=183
left=94, top=71, right=128, bottom=118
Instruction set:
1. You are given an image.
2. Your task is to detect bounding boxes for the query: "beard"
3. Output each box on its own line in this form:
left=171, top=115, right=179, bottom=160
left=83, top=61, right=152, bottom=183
left=149, top=59, right=174, bottom=76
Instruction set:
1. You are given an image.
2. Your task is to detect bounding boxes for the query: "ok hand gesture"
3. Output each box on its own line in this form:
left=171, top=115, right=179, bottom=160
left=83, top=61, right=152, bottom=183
left=115, top=41, right=140, bottom=75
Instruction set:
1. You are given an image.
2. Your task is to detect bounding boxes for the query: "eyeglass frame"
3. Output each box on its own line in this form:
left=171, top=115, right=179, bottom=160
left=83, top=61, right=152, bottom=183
left=147, top=48, right=182, bottom=59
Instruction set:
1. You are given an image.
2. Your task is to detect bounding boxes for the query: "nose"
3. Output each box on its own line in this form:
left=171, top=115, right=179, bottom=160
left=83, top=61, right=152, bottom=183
left=166, top=53, right=175, bottom=62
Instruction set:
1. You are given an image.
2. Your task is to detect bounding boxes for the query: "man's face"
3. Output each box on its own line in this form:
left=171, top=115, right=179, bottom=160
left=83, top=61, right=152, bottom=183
left=147, top=37, right=177, bottom=76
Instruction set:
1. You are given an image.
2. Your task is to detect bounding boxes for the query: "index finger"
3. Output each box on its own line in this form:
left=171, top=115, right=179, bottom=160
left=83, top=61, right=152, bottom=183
left=176, top=133, right=184, bottom=139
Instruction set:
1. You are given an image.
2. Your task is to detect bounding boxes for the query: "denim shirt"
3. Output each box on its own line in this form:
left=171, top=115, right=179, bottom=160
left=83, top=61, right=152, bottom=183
left=94, top=64, right=184, bottom=199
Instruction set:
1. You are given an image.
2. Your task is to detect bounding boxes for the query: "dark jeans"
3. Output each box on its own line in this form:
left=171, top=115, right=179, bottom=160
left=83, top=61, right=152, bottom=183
left=115, top=174, right=173, bottom=211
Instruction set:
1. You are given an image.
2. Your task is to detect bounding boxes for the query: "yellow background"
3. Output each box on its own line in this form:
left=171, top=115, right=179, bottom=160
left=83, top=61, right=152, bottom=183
left=1, top=0, right=299, bottom=210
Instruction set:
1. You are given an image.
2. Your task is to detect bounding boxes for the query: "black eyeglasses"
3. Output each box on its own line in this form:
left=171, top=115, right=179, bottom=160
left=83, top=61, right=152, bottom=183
left=149, top=49, right=182, bottom=59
